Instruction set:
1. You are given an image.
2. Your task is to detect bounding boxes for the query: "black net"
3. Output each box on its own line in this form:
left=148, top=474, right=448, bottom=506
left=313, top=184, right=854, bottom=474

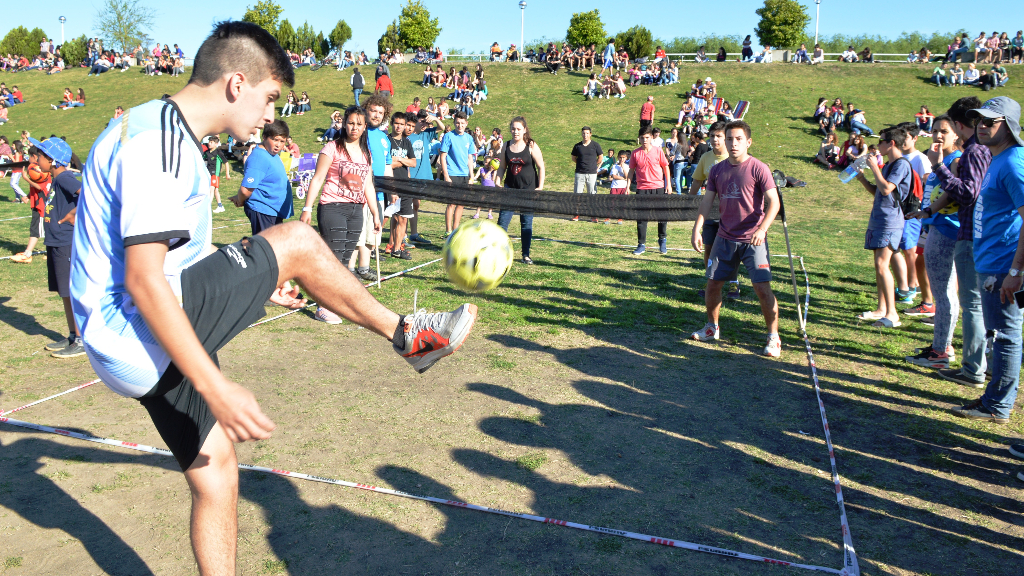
left=374, top=176, right=704, bottom=221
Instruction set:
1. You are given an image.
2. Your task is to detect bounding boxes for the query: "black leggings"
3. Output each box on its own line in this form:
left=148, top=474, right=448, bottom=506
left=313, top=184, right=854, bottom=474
left=636, top=188, right=668, bottom=245
left=317, top=202, right=363, bottom=265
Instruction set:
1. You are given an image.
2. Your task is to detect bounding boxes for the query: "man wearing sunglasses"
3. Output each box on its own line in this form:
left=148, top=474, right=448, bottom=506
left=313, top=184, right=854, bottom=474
left=949, top=97, right=1024, bottom=431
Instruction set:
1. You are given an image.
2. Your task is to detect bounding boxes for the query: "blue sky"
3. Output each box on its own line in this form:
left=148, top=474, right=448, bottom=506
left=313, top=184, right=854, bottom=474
left=7, top=1, right=1024, bottom=56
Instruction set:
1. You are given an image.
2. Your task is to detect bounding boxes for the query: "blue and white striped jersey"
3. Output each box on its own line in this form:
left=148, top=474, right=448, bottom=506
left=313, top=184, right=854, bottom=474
left=71, top=99, right=211, bottom=398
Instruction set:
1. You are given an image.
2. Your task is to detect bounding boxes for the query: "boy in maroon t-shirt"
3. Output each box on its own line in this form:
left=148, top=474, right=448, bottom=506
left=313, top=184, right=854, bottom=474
left=690, top=120, right=783, bottom=357
left=639, top=96, right=655, bottom=140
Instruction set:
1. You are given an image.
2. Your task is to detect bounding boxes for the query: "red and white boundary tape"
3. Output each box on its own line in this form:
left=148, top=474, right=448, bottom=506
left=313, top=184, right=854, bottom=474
left=0, top=245, right=859, bottom=574
left=0, top=379, right=99, bottom=417
left=796, top=256, right=860, bottom=575
left=0, top=215, right=31, bottom=222
left=0, top=414, right=844, bottom=574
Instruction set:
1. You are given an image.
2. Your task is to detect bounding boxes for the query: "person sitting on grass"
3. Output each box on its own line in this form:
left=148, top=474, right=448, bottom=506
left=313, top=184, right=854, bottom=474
left=933, top=62, right=949, bottom=87
left=811, top=44, right=825, bottom=64
left=55, top=88, right=85, bottom=110
left=793, top=44, right=809, bottom=63
left=815, top=132, right=841, bottom=169
left=689, top=120, right=782, bottom=357
left=51, top=87, right=73, bottom=110
left=841, top=46, right=859, bottom=63
left=949, top=63, right=965, bottom=86
left=964, top=63, right=981, bottom=85
left=916, top=106, right=935, bottom=134
left=847, top=104, right=875, bottom=136
left=853, top=126, right=913, bottom=329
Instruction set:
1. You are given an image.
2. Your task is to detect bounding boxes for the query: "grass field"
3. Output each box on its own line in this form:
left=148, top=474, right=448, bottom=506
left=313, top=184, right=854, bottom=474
left=1, top=61, right=1023, bottom=576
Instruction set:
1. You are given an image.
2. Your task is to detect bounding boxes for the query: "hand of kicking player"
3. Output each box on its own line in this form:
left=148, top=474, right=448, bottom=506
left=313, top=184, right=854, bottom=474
left=205, top=378, right=276, bottom=442
left=268, top=280, right=307, bottom=309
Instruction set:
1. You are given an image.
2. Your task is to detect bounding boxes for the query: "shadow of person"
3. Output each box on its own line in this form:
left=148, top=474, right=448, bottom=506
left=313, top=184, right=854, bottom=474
left=0, top=433, right=178, bottom=575
left=0, top=295, right=66, bottom=343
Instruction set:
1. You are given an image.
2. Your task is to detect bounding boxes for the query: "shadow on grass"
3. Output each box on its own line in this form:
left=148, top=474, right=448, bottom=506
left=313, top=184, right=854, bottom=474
left=0, top=295, right=65, bottom=343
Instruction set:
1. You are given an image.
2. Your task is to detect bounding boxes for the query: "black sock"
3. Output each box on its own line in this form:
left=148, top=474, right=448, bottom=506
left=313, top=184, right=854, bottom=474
left=522, top=228, right=533, bottom=257
left=392, top=315, right=406, bottom=348
left=68, top=333, right=76, bottom=344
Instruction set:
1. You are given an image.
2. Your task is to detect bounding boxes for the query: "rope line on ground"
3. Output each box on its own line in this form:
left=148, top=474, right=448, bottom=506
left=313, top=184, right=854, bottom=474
left=0, top=379, right=100, bottom=417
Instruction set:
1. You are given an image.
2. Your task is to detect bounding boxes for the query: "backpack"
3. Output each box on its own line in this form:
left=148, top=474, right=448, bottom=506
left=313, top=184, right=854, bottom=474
left=893, top=157, right=923, bottom=216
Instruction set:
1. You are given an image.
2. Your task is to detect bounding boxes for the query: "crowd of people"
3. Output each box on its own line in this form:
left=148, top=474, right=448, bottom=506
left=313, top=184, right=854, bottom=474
left=1, top=38, right=187, bottom=77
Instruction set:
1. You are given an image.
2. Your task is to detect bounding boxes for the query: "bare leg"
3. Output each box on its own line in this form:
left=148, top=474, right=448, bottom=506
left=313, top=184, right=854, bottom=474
left=410, top=200, right=420, bottom=235
left=705, top=279, right=726, bottom=324
left=873, top=248, right=897, bottom=320
left=259, top=222, right=400, bottom=337
left=184, top=423, right=238, bottom=576
left=393, top=216, right=408, bottom=251
left=357, top=245, right=371, bottom=269
left=212, top=186, right=222, bottom=205
left=890, top=250, right=908, bottom=291
left=915, top=248, right=933, bottom=303
left=445, top=204, right=464, bottom=234
left=61, top=297, right=80, bottom=336
left=751, top=281, right=779, bottom=334
left=902, top=249, right=918, bottom=290
left=24, top=236, right=38, bottom=254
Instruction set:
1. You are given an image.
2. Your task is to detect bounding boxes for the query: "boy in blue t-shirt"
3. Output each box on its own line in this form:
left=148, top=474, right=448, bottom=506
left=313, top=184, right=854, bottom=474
left=231, top=119, right=293, bottom=234
left=439, top=110, right=476, bottom=234
left=855, top=126, right=912, bottom=329
left=405, top=109, right=443, bottom=244
left=951, top=96, right=1024, bottom=425
left=30, top=136, right=84, bottom=358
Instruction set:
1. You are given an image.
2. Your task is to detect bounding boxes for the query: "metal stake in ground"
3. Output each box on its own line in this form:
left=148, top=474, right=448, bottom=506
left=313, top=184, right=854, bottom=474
left=773, top=174, right=806, bottom=333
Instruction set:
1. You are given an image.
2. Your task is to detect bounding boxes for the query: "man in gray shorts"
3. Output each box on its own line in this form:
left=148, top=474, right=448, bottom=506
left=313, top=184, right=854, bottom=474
left=689, top=120, right=783, bottom=357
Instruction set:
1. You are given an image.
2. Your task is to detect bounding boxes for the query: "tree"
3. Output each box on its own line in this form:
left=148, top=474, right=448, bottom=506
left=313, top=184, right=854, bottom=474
left=397, top=0, right=441, bottom=49
left=95, top=0, right=155, bottom=53
left=754, top=0, right=810, bottom=49
left=275, top=19, right=295, bottom=52
left=295, top=22, right=318, bottom=53
left=329, top=20, right=352, bottom=51
left=315, top=32, right=327, bottom=58
left=61, top=35, right=89, bottom=66
left=0, top=27, right=30, bottom=57
left=378, top=19, right=404, bottom=55
left=242, top=0, right=283, bottom=35
left=614, top=25, right=653, bottom=59
left=565, top=10, right=605, bottom=48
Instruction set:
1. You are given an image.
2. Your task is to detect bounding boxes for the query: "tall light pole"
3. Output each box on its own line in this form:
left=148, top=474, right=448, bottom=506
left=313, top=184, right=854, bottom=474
left=519, top=1, right=526, bottom=62
left=59, top=16, right=66, bottom=45
left=813, top=0, right=820, bottom=46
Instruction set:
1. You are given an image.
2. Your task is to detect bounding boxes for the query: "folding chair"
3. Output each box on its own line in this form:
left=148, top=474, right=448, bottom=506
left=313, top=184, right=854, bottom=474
left=733, top=101, right=750, bottom=120
left=710, top=97, right=724, bottom=115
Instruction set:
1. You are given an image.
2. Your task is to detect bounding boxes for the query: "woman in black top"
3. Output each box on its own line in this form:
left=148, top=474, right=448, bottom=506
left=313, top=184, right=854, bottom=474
left=495, top=116, right=546, bottom=264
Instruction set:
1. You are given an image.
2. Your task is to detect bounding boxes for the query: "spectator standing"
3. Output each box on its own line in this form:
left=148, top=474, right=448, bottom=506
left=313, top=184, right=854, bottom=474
left=439, top=111, right=476, bottom=235
left=32, top=137, right=83, bottom=357
left=627, top=125, right=672, bottom=255
left=495, top=115, right=545, bottom=265
left=376, top=71, right=394, bottom=97
left=639, top=96, right=655, bottom=140
left=951, top=96, right=1024, bottom=424
left=350, top=67, right=364, bottom=107
left=405, top=109, right=444, bottom=245
left=386, top=112, right=416, bottom=259
left=689, top=121, right=782, bottom=357
left=854, top=126, right=913, bottom=329
left=571, top=126, right=602, bottom=221
left=231, top=120, right=293, bottom=235
left=924, top=96, right=991, bottom=387
left=358, top=94, right=393, bottom=281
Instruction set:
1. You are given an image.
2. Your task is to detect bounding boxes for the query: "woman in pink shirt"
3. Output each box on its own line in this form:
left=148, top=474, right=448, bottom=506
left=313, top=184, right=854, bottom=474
left=627, top=124, right=672, bottom=255
left=300, top=106, right=380, bottom=324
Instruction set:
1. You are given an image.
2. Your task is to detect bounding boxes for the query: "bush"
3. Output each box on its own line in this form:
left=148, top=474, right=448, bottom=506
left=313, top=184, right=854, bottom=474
left=61, top=35, right=89, bottom=67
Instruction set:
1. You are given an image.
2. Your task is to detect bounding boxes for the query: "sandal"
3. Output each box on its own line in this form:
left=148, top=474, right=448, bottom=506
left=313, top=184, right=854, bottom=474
left=857, top=311, right=883, bottom=321
left=872, top=318, right=902, bottom=328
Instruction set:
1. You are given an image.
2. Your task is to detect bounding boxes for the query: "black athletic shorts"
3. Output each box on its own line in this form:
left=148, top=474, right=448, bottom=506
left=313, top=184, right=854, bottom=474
left=395, top=196, right=414, bottom=218
left=29, top=210, right=42, bottom=238
left=244, top=204, right=283, bottom=236
left=46, top=245, right=72, bottom=297
left=138, top=235, right=279, bottom=471
left=701, top=219, right=720, bottom=253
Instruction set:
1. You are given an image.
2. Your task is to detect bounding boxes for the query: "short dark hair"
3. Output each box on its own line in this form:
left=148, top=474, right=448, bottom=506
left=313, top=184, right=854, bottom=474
left=724, top=120, right=751, bottom=138
left=454, top=110, right=468, bottom=121
left=897, top=121, right=920, bottom=138
left=582, top=126, right=592, bottom=132
left=190, top=21, right=294, bottom=88
left=932, top=114, right=954, bottom=130
left=416, top=109, right=429, bottom=120
left=263, top=119, right=289, bottom=140
left=947, top=96, right=983, bottom=128
left=405, top=112, right=417, bottom=124
left=707, top=120, right=728, bottom=136
left=880, top=126, right=908, bottom=147
left=638, top=124, right=655, bottom=138
left=391, top=112, right=407, bottom=124
left=652, top=127, right=661, bottom=135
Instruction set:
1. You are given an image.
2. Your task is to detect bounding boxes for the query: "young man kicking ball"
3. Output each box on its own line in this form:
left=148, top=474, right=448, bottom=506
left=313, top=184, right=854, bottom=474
left=689, top=120, right=782, bottom=357
left=70, top=22, right=477, bottom=575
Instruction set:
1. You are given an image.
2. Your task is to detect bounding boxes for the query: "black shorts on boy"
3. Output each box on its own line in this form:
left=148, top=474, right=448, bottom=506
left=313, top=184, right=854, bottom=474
left=46, top=245, right=72, bottom=296
left=706, top=237, right=772, bottom=284
left=138, top=235, right=279, bottom=471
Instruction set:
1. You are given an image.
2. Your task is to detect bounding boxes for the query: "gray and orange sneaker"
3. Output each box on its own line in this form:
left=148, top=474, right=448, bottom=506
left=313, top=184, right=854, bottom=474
left=690, top=322, right=719, bottom=342
left=9, top=252, right=32, bottom=264
left=396, top=304, right=478, bottom=373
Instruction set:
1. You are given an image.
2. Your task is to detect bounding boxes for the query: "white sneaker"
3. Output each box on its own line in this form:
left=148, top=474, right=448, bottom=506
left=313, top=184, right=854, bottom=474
left=212, top=205, right=225, bottom=213
left=314, top=306, right=343, bottom=325
left=690, top=322, right=719, bottom=342
left=763, top=335, right=782, bottom=358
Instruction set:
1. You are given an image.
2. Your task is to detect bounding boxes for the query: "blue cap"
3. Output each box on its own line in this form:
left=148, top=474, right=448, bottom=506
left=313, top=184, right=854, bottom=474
left=28, top=137, right=72, bottom=167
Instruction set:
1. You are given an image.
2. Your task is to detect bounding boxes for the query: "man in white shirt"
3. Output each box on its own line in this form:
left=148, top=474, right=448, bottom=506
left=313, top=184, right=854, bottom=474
left=841, top=46, right=859, bottom=63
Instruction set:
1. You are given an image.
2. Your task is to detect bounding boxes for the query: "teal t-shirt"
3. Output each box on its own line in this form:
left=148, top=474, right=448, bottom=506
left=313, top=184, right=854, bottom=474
left=440, top=131, right=475, bottom=177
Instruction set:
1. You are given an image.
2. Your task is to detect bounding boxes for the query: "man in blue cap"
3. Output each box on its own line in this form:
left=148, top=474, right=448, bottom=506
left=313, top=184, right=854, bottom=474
left=30, top=136, right=84, bottom=358
left=951, top=96, right=1024, bottom=430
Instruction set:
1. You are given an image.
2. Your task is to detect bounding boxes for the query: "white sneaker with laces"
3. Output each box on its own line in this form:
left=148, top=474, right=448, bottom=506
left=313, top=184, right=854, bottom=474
left=763, top=335, right=782, bottom=358
left=314, top=306, right=344, bottom=325
left=691, top=322, right=719, bottom=342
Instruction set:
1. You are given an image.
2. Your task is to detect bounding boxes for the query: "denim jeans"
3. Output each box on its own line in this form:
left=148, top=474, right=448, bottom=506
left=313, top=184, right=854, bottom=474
left=849, top=121, right=874, bottom=135
left=954, top=240, right=988, bottom=379
left=672, top=162, right=688, bottom=193
left=925, top=231, right=958, bottom=350
left=353, top=88, right=362, bottom=107
left=978, top=272, right=1022, bottom=419
left=497, top=210, right=533, bottom=257
left=932, top=74, right=947, bottom=86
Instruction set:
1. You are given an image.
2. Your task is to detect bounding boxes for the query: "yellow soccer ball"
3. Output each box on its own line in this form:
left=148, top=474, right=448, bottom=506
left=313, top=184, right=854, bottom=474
left=442, top=220, right=514, bottom=292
